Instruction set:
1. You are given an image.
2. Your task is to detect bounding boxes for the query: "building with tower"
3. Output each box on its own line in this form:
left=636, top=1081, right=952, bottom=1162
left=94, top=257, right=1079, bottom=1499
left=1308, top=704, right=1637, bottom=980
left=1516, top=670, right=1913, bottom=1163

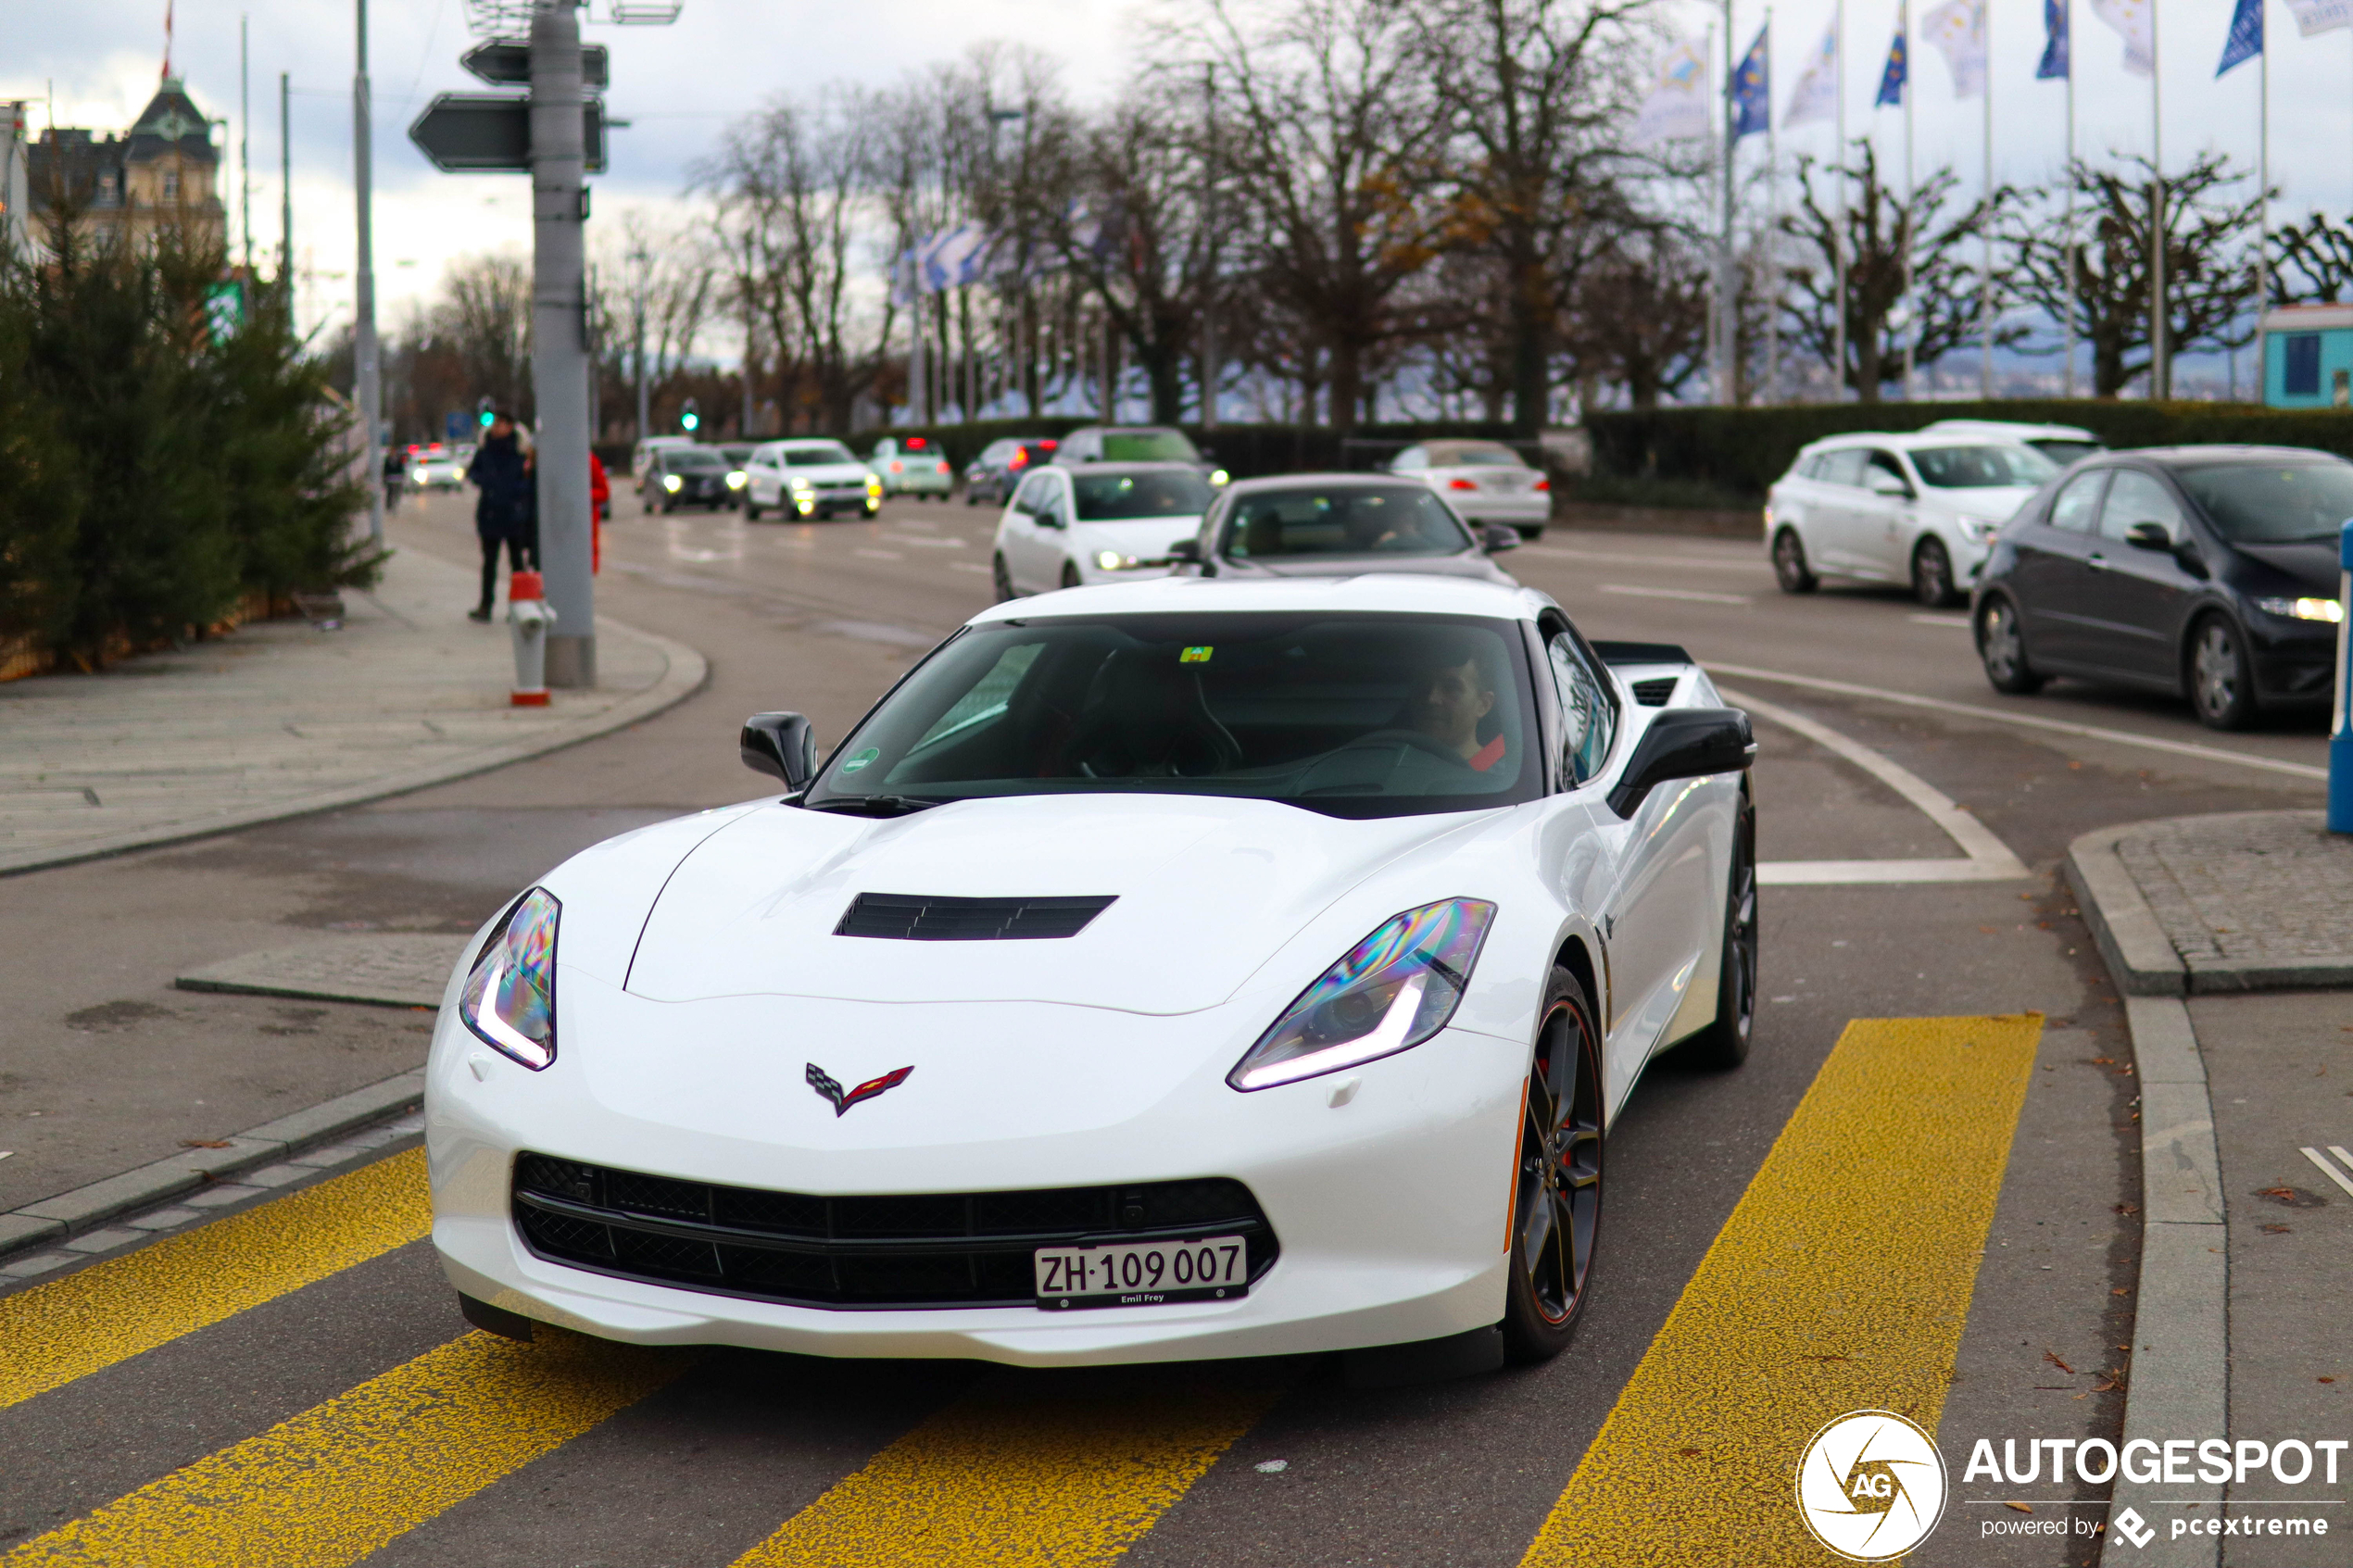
left=25, top=78, right=225, bottom=250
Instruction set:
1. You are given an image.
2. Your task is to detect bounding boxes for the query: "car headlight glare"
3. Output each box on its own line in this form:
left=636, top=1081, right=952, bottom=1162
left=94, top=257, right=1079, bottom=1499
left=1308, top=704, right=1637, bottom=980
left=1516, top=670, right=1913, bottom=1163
left=661, top=474, right=682, bottom=492
left=1095, top=549, right=1139, bottom=571
left=789, top=475, right=812, bottom=491
left=726, top=470, right=748, bottom=488
left=1228, top=898, right=1495, bottom=1091
left=411, top=467, right=428, bottom=482
left=1209, top=468, right=1230, bottom=486
left=2254, top=595, right=2344, bottom=623
left=459, top=888, right=560, bottom=1070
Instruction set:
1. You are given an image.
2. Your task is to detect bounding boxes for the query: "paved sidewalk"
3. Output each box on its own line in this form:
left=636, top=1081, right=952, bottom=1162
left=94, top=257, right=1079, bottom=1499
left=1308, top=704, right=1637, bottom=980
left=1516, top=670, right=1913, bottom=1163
left=2070, top=813, right=2353, bottom=1564
left=0, top=545, right=706, bottom=876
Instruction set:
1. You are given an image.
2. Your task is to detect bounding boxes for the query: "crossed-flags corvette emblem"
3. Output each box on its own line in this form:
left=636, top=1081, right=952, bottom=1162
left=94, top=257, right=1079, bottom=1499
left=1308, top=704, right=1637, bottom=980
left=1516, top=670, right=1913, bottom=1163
left=806, top=1061, right=914, bottom=1116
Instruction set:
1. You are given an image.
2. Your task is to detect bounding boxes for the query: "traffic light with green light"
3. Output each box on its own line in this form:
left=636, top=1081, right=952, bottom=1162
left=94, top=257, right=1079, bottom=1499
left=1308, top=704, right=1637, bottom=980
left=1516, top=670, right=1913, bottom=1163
left=477, top=396, right=495, bottom=429
left=680, top=398, right=699, bottom=433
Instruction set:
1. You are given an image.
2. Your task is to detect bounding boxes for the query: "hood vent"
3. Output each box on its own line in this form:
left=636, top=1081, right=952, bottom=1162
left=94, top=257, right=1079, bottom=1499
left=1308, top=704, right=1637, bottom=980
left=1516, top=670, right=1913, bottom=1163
left=836, top=892, right=1117, bottom=941
left=1629, top=676, right=1679, bottom=707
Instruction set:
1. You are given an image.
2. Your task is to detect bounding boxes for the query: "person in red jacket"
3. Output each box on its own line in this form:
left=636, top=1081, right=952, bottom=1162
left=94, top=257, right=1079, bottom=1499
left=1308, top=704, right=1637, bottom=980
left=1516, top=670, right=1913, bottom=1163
left=588, top=453, right=610, bottom=575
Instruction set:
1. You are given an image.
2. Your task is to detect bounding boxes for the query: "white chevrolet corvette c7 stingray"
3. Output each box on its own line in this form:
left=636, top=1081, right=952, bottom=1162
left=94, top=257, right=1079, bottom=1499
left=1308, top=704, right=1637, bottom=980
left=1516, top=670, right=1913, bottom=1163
left=425, top=573, right=1757, bottom=1380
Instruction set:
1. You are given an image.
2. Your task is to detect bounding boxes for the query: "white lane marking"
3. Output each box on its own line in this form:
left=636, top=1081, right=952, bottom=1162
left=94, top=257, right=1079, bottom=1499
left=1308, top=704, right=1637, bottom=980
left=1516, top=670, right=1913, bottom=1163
left=2300, top=1147, right=2353, bottom=1199
left=950, top=562, right=992, bottom=575
left=1707, top=663, right=2329, bottom=782
left=1599, top=583, right=1751, bottom=606
left=1908, top=613, right=1972, bottom=627
left=885, top=534, right=967, bottom=548
left=1718, top=684, right=2032, bottom=885
left=853, top=548, right=904, bottom=561
left=1517, top=546, right=1769, bottom=573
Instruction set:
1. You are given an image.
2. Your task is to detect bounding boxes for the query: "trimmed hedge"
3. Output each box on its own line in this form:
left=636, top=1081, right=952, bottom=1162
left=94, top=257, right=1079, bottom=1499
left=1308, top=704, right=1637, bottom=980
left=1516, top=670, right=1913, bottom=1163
left=1582, top=400, right=2353, bottom=501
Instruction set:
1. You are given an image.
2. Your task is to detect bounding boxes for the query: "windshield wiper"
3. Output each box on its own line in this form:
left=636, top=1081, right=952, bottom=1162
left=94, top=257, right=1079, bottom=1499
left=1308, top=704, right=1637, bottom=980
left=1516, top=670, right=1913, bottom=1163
left=804, top=794, right=947, bottom=818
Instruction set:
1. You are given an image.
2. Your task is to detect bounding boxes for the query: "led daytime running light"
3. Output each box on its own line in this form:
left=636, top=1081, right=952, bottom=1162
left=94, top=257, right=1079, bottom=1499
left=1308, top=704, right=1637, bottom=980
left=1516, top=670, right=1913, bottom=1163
left=459, top=888, right=560, bottom=1071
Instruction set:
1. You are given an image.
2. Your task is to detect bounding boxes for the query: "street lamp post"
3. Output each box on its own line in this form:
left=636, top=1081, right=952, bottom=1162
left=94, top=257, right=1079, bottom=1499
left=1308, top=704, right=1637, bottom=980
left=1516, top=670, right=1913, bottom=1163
left=530, top=0, right=596, bottom=688
left=353, top=0, right=383, bottom=546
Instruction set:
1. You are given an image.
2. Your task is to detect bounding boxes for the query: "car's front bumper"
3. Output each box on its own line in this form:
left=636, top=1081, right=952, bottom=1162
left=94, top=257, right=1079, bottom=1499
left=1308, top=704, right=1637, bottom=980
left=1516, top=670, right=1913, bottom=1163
left=886, top=471, right=952, bottom=494
left=428, top=974, right=1522, bottom=1365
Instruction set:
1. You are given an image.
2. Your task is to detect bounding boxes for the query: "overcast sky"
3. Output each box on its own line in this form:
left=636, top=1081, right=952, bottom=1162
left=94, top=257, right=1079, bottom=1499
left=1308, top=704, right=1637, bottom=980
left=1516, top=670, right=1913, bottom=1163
left=7, top=0, right=2334, bottom=358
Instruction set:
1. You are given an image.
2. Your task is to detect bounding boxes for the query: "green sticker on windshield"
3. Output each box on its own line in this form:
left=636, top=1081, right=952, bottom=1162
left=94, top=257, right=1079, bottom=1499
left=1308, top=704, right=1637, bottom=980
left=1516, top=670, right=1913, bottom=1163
left=1180, top=646, right=1213, bottom=664
left=841, top=746, right=880, bottom=773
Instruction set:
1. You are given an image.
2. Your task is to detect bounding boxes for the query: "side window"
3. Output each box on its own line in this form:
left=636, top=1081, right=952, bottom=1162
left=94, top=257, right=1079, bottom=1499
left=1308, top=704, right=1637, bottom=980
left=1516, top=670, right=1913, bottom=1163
left=1394, top=446, right=1428, bottom=473
left=1864, top=450, right=1910, bottom=494
left=1546, top=633, right=1618, bottom=786
left=2096, top=470, right=2185, bottom=542
left=1010, top=473, right=1050, bottom=515
left=1793, top=454, right=1821, bottom=481
left=1818, top=449, right=1866, bottom=488
left=2047, top=470, right=2108, bottom=533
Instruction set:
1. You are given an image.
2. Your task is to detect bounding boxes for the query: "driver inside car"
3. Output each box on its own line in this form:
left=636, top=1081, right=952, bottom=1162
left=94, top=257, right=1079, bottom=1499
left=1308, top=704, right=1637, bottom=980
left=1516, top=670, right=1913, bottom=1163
left=1401, top=641, right=1506, bottom=771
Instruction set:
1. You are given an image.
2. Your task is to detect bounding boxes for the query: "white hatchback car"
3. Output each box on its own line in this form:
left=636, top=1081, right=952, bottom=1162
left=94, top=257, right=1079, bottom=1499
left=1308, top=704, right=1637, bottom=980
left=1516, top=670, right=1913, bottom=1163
left=743, top=439, right=882, bottom=521
left=991, top=463, right=1217, bottom=597
left=1389, top=441, right=1552, bottom=540
left=1765, top=432, right=2063, bottom=607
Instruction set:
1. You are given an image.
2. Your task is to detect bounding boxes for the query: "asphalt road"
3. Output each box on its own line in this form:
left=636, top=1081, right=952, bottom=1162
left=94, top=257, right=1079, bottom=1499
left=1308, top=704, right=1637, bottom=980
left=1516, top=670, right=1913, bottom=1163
left=0, top=483, right=2327, bottom=1568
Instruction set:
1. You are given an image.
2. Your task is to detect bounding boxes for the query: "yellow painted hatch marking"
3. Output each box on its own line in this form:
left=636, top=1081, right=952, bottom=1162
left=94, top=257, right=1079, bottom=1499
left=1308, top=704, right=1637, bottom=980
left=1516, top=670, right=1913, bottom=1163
left=3, top=1328, right=686, bottom=1568
left=731, top=1367, right=1281, bottom=1567
left=0, top=1147, right=432, bottom=1412
left=1519, top=1013, right=2042, bottom=1567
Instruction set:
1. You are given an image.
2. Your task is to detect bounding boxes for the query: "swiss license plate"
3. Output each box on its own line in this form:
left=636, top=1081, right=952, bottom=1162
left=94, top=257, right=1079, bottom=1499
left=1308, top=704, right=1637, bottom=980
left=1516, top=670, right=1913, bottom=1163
left=1033, top=1235, right=1250, bottom=1310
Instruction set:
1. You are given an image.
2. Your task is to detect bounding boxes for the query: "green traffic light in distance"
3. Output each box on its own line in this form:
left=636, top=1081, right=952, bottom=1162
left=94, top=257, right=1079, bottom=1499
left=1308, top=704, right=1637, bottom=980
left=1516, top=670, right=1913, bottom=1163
left=681, top=413, right=698, bottom=431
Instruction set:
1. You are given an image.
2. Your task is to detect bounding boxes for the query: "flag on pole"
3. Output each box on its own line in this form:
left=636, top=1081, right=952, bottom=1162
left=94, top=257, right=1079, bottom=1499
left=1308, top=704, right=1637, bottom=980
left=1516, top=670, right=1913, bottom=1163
left=1631, top=38, right=1714, bottom=144
left=1785, top=18, right=1841, bottom=126
left=2036, top=0, right=2070, bottom=77
left=2089, top=0, right=2156, bottom=76
left=1730, top=24, right=1772, bottom=140
left=2281, top=0, right=2352, bottom=35
left=2218, top=0, right=2263, bottom=71
left=1874, top=30, right=1908, bottom=106
left=1922, top=0, right=1989, bottom=95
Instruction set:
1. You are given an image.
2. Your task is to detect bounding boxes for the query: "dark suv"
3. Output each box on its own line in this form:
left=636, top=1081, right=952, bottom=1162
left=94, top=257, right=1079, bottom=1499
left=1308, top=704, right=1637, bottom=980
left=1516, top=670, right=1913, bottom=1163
left=1971, top=445, right=2349, bottom=729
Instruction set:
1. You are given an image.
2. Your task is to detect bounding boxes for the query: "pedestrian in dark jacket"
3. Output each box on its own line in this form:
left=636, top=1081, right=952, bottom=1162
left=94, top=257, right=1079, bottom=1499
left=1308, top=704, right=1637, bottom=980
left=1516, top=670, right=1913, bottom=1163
left=465, top=417, right=536, bottom=621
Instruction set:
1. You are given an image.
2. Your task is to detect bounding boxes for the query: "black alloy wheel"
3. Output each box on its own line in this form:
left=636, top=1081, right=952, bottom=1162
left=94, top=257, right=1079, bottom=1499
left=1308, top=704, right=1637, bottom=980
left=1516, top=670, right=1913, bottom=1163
left=991, top=553, right=1016, bottom=603
left=1911, top=537, right=1961, bottom=608
left=1684, top=784, right=1756, bottom=1069
left=1976, top=596, right=2043, bottom=694
left=1501, top=966, right=1604, bottom=1363
left=2188, top=615, right=2258, bottom=731
left=1772, top=529, right=1818, bottom=594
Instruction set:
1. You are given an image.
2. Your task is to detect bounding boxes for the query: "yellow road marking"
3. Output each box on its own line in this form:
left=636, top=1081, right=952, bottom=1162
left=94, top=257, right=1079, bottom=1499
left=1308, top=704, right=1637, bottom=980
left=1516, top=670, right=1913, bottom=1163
left=731, top=1368, right=1281, bottom=1567
left=1520, top=1014, right=2042, bottom=1567
left=0, top=1148, right=431, bottom=1411
left=5, top=1329, right=686, bottom=1568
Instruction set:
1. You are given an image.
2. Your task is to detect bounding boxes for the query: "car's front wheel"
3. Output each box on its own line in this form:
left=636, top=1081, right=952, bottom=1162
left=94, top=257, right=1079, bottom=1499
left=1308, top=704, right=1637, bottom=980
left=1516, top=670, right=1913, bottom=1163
left=1772, top=528, right=1817, bottom=594
left=1501, top=965, right=1604, bottom=1363
left=1061, top=561, right=1083, bottom=590
left=1976, top=595, right=2043, bottom=694
left=2188, top=614, right=2259, bottom=730
left=992, top=552, right=1015, bottom=602
left=1682, top=783, right=1756, bottom=1070
left=1911, top=536, right=1962, bottom=608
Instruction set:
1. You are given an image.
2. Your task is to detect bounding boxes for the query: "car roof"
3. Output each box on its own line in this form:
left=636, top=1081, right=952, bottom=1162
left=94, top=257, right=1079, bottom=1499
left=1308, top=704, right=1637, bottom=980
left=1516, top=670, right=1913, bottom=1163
left=963, top=572, right=1555, bottom=626
left=1041, top=460, right=1203, bottom=478
left=1801, top=430, right=2049, bottom=454
left=1920, top=419, right=2098, bottom=441
left=2094, top=445, right=2349, bottom=466
left=1420, top=439, right=1529, bottom=461
left=1220, top=471, right=1434, bottom=495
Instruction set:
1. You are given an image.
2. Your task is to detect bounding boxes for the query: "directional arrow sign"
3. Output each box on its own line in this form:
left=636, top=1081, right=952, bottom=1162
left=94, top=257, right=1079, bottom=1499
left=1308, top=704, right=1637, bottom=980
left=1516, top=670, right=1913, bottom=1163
left=460, top=39, right=610, bottom=89
left=408, top=94, right=607, bottom=173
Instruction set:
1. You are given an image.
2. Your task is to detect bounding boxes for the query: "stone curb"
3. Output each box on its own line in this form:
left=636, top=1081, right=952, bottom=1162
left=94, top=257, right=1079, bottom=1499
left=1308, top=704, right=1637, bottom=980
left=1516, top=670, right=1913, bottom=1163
left=0, top=608, right=710, bottom=880
left=0, top=1068, right=426, bottom=1261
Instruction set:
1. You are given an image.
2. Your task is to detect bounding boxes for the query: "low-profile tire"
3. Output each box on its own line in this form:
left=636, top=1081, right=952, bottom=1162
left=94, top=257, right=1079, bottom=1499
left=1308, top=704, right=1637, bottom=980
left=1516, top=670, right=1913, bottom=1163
left=1911, top=536, right=1962, bottom=608
left=1680, top=783, right=1756, bottom=1070
left=1061, top=561, right=1083, bottom=590
left=863, top=501, right=881, bottom=519
left=1501, top=966, right=1604, bottom=1364
left=2187, top=614, right=2259, bottom=731
left=743, top=498, right=761, bottom=521
left=1976, top=595, right=2044, bottom=694
left=992, top=553, right=1016, bottom=602
left=1771, top=528, right=1818, bottom=594
left=965, top=489, right=982, bottom=508
left=1517, top=525, right=1543, bottom=542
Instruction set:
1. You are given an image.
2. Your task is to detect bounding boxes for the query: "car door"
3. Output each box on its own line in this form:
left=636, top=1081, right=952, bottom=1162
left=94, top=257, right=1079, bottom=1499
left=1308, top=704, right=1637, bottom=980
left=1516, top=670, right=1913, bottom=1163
left=1001, top=472, right=1057, bottom=591
left=1805, top=449, right=1872, bottom=572
left=1846, top=449, right=1916, bottom=579
left=2079, top=468, right=2202, bottom=687
left=2010, top=468, right=2108, bottom=671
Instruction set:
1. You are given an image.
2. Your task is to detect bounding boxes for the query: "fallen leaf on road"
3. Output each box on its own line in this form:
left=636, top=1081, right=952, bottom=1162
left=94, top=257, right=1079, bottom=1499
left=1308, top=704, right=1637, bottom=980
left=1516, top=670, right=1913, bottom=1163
left=1679, top=1448, right=1702, bottom=1457
left=2007, top=1502, right=2034, bottom=1513
left=2260, top=1223, right=2291, bottom=1235
left=2112, top=1287, right=2130, bottom=1297
left=2089, top=1057, right=2114, bottom=1065
left=2114, top=1203, right=2139, bottom=1215
left=2044, top=1351, right=2075, bottom=1374
left=1980, top=925, right=1998, bottom=935
left=2322, top=1377, right=2337, bottom=1385
left=180, top=1139, right=232, bottom=1148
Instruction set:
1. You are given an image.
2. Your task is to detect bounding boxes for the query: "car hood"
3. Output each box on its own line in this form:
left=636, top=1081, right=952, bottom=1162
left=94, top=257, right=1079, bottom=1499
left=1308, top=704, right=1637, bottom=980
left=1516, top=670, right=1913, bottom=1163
left=623, top=794, right=1476, bottom=1014
left=1075, top=517, right=1205, bottom=548
left=1225, top=553, right=1516, bottom=584
left=2230, top=539, right=2338, bottom=592
left=785, top=463, right=873, bottom=483
left=1922, top=486, right=2036, bottom=522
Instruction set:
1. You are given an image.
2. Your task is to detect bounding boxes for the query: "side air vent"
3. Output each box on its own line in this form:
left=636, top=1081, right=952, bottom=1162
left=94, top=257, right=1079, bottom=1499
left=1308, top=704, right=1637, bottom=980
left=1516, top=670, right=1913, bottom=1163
left=1629, top=675, right=1679, bottom=707
left=836, top=892, right=1117, bottom=941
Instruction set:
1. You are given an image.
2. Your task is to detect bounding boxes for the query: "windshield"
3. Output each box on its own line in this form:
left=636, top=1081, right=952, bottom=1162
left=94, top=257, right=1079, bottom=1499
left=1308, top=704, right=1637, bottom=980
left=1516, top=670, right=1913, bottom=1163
left=2030, top=439, right=2103, bottom=465
left=1074, top=471, right=1215, bottom=521
left=2179, top=461, right=2353, bottom=543
left=1907, top=445, right=2059, bottom=489
left=1428, top=444, right=1528, bottom=469
left=806, top=613, right=1541, bottom=820
left=720, top=445, right=755, bottom=462
left=1101, top=430, right=1202, bottom=463
left=1224, top=485, right=1472, bottom=559
left=784, top=444, right=858, bottom=467
left=666, top=449, right=724, bottom=470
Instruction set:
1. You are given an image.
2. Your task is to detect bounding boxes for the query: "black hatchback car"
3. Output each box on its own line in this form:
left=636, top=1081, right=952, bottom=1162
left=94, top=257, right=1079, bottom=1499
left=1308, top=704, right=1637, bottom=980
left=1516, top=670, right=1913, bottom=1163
left=1971, top=445, right=2349, bottom=729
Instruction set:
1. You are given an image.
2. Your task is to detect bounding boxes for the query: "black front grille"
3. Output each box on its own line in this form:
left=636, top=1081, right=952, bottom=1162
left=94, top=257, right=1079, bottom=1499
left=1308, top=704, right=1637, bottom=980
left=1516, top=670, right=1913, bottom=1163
left=1629, top=675, right=1679, bottom=707
left=511, top=1153, right=1278, bottom=1310
left=835, top=892, right=1116, bottom=941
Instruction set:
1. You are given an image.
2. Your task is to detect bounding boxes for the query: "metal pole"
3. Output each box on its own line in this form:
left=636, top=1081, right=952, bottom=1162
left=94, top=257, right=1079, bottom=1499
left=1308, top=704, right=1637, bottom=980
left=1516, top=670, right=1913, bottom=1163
left=353, top=0, right=383, bottom=545
left=2063, top=0, right=2076, bottom=397
left=906, top=253, right=925, bottom=424
left=2256, top=39, right=2268, bottom=401
left=2150, top=0, right=2165, bottom=400
left=531, top=0, right=595, bottom=688
left=1719, top=8, right=1735, bottom=406
left=1979, top=0, right=1993, bottom=400
left=1766, top=9, right=1780, bottom=405
left=1202, top=65, right=1220, bottom=430
left=279, top=71, right=291, bottom=285
left=631, top=244, right=648, bottom=442
left=1902, top=0, right=1916, bottom=398
left=240, top=16, right=252, bottom=277
left=1832, top=0, right=1846, bottom=400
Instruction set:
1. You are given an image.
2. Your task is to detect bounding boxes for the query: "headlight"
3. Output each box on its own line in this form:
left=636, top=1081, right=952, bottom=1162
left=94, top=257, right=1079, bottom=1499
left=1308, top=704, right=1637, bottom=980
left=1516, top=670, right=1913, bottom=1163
left=1956, top=516, right=1993, bottom=544
left=1095, top=549, right=1139, bottom=571
left=789, top=475, right=812, bottom=492
left=410, top=467, right=428, bottom=483
left=661, top=474, right=682, bottom=492
left=459, top=888, right=560, bottom=1071
left=1209, top=468, right=1230, bottom=486
left=2254, top=596, right=2344, bottom=623
left=866, top=475, right=883, bottom=492
left=1228, top=898, right=1495, bottom=1091
left=726, top=470, right=748, bottom=488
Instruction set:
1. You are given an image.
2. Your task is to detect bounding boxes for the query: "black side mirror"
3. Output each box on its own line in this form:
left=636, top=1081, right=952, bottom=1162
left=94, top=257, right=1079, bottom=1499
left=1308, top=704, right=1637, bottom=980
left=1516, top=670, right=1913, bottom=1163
left=2123, top=521, right=2172, bottom=551
left=1481, top=524, right=1521, bottom=554
left=1166, top=538, right=1202, bottom=564
left=1607, top=708, right=1756, bottom=818
left=741, top=711, right=817, bottom=790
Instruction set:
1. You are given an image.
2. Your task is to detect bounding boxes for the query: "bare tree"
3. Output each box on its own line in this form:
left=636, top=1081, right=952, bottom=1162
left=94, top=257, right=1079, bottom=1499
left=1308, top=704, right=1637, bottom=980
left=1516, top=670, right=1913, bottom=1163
left=2271, top=210, right=2353, bottom=305
left=1567, top=223, right=1709, bottom=407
